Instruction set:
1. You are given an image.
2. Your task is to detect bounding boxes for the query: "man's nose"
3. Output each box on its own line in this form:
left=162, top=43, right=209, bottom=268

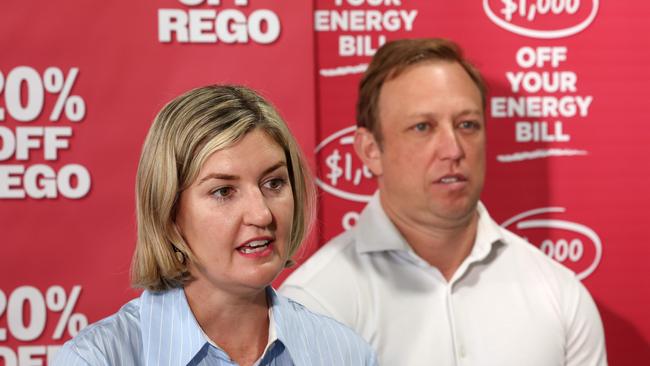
left=242, top=188, right=273, bottom=228
left=436, top=124, right=464, bottom=161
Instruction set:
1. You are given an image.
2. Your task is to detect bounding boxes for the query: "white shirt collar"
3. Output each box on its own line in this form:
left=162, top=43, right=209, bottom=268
left=354, top=192, right=411, bottom=254
left=354, top=191, right=506, bottom=271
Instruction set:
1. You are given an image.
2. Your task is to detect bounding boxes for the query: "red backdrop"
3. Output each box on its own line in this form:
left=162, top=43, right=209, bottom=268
left=1, top=1, right=649, bottom=364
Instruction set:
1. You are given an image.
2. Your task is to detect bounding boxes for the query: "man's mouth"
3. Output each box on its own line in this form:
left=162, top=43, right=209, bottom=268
left=236, top=239, right=271, bottom=254
left=437, top=175, right=467, bottom=184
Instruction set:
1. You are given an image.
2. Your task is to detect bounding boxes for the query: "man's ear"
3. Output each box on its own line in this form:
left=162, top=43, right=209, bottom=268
left=354, top=127, right=383, bottom=176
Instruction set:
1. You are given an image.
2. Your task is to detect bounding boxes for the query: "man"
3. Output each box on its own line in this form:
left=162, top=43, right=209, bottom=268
left=280, top=38, right=607, bottom=365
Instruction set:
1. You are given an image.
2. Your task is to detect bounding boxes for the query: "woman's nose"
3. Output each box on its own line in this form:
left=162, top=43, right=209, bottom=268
left=242, top=189, right=273, bottom=228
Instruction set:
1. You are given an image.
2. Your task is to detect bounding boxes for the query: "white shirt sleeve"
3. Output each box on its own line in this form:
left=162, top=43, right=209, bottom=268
left=279, top=281, right=363, bottom=330
left=564, top=280, right=608, bottom=365
left=278, top=285, right=336, bottom=318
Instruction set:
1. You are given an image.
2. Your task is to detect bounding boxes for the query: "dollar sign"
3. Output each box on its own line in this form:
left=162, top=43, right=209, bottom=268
left=500, top=0, right=517, bottom=21
left=325, top=149, right=343, bottom=186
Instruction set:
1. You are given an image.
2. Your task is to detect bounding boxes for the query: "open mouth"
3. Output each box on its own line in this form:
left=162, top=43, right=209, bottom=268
left=437, top=175, right=467, bottom=184
left=236, top=240, right=271, bottom=254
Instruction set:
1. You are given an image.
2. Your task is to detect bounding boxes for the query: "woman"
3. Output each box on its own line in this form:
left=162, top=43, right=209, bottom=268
left=53, top=85, right=377, bottom=365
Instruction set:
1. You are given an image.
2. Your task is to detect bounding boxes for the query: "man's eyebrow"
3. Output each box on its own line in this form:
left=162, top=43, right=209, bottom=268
left=406, top=109, right=482, bottom=120
left=407, top=111, right=436, bottom=119
left=197, top=161, right=287, bottom=186
left=456, top=108, right=483, bottom=117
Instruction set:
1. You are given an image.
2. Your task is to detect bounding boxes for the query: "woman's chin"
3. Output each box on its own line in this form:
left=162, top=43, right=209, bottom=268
left=194, top=260, right=285, bottom=295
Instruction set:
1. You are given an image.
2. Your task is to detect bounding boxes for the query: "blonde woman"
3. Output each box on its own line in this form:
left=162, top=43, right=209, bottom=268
left=53, top=85, right=377, bottom=366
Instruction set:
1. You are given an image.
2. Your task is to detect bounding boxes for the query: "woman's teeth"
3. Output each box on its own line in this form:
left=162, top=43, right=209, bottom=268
left=238, top=240, right=270, bottom=253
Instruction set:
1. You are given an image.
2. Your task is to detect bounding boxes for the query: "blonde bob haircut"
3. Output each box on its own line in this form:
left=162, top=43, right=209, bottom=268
left=131, top=85, right=316, bottom=292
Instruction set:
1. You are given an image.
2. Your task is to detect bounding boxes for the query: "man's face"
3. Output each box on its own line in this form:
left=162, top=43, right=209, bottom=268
left=359, top=61, right=485, bottom=227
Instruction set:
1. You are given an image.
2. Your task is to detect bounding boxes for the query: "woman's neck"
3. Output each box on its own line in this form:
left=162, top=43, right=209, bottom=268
left=184, top=281, right=270, bottom=366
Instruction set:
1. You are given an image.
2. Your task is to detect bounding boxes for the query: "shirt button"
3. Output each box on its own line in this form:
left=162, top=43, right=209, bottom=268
left=459, top=346, right=467, bottom=359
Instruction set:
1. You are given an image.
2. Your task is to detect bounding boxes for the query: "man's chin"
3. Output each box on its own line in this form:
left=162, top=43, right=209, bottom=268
left=432, top=200, right=479, bottom=223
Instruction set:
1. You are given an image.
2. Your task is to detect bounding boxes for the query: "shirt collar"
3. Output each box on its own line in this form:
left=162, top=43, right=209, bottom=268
left=267, top=287, right=310, bottom=366
left=355, top=191, right=412, bottom=254
left=141, top=287, right=287, bottom=365
left=354, top=191, right=505, bottom=260
left=447, top=202, right=506, bottom=283
left=469, top=201, right=505, bottom=262
left=255, top=292, right=279, bottom=365
left=140, top=288, right=208, bottom=366
left=266, top=302, right=278, bottom=350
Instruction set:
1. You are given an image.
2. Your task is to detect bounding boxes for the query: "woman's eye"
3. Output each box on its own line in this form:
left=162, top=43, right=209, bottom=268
left=264, top=178, right=286, bottom=191
left=211, top=187, right=234, bottom=199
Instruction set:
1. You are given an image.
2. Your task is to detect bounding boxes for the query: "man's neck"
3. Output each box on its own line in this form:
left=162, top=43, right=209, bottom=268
left=381, top=198, right=479, bottom=282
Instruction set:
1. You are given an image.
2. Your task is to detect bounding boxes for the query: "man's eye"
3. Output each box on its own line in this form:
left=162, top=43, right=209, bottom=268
left=413, top=122, right=430, bottom=132
left=459, top=121, right=480, bottom=130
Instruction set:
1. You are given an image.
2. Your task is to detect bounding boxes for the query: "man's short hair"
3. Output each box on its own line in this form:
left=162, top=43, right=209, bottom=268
left=357, top=38, right=487, bottom=144
left=131, top=85, right=316, bottom=291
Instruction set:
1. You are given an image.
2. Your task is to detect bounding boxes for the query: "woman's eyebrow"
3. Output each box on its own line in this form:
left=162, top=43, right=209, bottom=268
left=198, top=161, right=287, bottom=186
left=198, top=173, right=238, bottom=185
left=261, top=161, right=287, bottom=176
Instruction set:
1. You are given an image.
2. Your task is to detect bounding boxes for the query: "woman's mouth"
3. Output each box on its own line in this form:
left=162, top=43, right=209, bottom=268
left=237, top=240, right=270, bottom=254
left=236, top=239, right=274, bottom=258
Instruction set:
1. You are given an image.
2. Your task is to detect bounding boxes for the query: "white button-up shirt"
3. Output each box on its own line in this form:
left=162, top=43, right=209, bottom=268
left=280, top=193, right=607, bottom=366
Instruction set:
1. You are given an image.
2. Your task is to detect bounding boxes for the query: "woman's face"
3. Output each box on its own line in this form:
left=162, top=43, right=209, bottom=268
left=176, top=129, right=294, bottom=294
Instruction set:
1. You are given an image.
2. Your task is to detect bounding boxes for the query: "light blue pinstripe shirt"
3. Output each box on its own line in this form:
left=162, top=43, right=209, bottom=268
left=52, top=287, right=377, bottom=366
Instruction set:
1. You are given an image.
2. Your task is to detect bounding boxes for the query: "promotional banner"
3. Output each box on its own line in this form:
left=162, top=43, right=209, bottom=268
left=2, top=1, right=649, bottom=365
left=0, top=1, right=316, bottom=364
left=313, top=1, right=649, bottom=364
